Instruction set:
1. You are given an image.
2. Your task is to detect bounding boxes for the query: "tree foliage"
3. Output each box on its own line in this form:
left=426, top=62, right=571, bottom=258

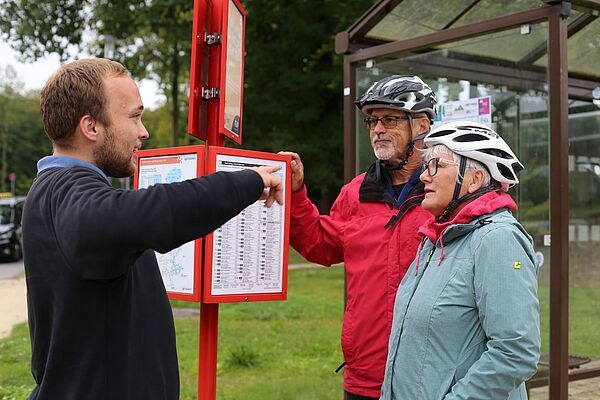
left=241, top=0, right=374, bottom=210
left=0, top=0, right=374, bottom=208
left=0, top=0, right=193, bottom=147
left=0, top=66, right=51, bottom=195
left=0, top=1, right=88, bottom=61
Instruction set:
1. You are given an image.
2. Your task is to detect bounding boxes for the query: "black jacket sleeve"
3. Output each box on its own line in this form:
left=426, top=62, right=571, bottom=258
left=50, top=167, right=264, bottom=280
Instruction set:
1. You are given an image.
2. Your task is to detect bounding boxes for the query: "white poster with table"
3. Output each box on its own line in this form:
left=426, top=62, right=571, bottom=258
left=203, top=146, right=291, bottom=303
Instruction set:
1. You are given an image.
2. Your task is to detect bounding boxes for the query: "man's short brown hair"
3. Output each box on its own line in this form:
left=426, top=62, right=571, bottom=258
left=40, top=58, right=129, bottom=146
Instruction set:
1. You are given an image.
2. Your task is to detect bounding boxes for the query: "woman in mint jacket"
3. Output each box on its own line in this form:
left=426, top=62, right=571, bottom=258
left=380, top=121, right=540, bottom=400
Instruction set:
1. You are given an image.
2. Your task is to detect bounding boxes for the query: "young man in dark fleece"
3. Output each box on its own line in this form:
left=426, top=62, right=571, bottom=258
left=23, top=58, right=283, bottom=400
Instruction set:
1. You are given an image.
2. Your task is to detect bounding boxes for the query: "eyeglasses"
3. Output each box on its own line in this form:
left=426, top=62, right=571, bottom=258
left=363, top=115, right=409, bottom=130
left=422, top=158, right=458, bottom=176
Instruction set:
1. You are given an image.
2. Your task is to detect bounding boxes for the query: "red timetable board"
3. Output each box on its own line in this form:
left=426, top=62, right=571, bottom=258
left=203, top=146, right=291, bottom=303
left=133, top=145, right=206, bottom=302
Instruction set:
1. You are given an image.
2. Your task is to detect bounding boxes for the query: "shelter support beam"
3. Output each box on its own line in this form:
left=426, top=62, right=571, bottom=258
left=343, top=58, right=357, bottom=183
left=548, top=4, right=570, bottom=400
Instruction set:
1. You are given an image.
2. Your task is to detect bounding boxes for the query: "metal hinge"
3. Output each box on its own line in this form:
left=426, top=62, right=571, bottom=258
left=202, top=87, right=219, bottom=99
left=204, top=32, right=222, bottom=45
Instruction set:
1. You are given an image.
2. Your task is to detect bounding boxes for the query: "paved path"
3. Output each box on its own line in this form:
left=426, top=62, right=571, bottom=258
left=0, top=259, right=24, bottom=280
left=0, top=259, right=26, bottom=339
left=529, top=360, right=600, bottom=399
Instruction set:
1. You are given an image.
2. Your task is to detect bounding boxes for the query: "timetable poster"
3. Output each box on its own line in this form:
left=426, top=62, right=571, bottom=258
left=204, top=148, right=290, bottom=303
left=217, top=0, right=246, bottom=144
left=222, top=0, right=244, bottom=138
left=135, top=147, right=205, bottom=301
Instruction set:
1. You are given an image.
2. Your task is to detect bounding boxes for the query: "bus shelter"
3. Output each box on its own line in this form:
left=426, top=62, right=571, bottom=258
left=336, top=1, right=600, bottom=398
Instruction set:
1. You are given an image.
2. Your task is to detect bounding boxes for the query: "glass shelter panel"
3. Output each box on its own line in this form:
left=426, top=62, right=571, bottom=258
left=535, top=16, right=600, bottom=78
left=355, top=24, right=552, bottom=394
left=566, top=96, right=600, bottom=391
left=366, top=0, right=471, bottom=42
left=432, top=22, right=549, bottom=63
left=452, top=0, right=543, bottom=27
left=366, top=0, right=542, bottom=43
left=564, top=16, right=600, bottom=77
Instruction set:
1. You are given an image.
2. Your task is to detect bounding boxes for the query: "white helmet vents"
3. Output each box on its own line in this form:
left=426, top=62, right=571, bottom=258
left=424, top=121, right=524, bottom=185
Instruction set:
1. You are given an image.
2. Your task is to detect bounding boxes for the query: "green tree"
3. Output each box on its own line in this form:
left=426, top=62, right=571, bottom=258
left=0, top=66, right=51, bottom=195
left=1, top=0, right=374, bottom=207
left=241, top=0, right=374, bottom=210
left=0, top=0, right=193, bottom=147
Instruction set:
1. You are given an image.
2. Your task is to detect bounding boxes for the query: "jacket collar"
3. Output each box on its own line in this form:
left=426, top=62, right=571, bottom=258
left=359, top=160, right=424, bottom=206
left=418, top=191, right=517, bottom=244
left=37, top=155, right=109, bottom=182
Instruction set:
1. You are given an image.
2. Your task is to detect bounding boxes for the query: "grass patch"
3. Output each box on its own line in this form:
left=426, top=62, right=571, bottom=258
left=287, top=247, right=308, bottom=265
left=0, top=323, right=35, bottom=399
left=3, top=269, right=600, bottom=399
left=224, top=345, right=260, bottom=368
left=539, top=285, right=600, bottom=359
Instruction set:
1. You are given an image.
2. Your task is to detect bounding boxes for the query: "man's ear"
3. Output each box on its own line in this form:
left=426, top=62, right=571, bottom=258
left=78, top=114, right=100, bottom=142
left=414, top=117, right=430, bottom=136
left=467, top=170, right=486, bottom=193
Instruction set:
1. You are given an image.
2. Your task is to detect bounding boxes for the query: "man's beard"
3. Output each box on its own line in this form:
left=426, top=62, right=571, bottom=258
left=373, top=145, right=396, bottom=161
left=94, top=127, right=134, bottom=178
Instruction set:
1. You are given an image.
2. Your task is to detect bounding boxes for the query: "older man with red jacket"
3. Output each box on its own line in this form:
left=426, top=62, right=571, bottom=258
left=282, top=75, right=436, bottom=399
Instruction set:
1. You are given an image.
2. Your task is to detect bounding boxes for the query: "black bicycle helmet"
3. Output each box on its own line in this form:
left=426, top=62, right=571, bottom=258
left=355, top=75, right=437, bottom=122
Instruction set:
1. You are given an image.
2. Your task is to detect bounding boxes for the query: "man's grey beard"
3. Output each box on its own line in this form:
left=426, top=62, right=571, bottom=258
left=373, top=146, right=396, bottom=161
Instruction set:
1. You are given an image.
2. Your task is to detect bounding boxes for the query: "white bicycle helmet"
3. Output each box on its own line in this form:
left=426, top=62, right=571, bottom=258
left=355, top=75, right=437, bottom=122
left=424, top=121, right=524, bottom=185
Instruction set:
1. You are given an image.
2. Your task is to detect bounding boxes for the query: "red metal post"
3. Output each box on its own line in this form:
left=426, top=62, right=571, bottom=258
left=206, top=0, right=225, bottom=148
left=197, top=0, right=224, bottom=399
left=198, top=303, right=220, bottom=400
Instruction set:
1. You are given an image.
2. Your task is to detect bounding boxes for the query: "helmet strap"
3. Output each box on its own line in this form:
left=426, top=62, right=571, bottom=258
left=451, top=156, right=467, bottom=200
left=437, top=156, right=467, bottom=222
left=437, top=176, right=502, bottom=223
left=381, top=113, right=415, bottom=172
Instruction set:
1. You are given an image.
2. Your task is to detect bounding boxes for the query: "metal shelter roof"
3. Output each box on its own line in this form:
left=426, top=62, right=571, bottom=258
left=336, top=0, right=600, bottom=100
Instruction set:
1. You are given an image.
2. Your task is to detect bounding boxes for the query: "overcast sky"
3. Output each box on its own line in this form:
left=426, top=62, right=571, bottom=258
left=0, top=41, right=165, bottom=109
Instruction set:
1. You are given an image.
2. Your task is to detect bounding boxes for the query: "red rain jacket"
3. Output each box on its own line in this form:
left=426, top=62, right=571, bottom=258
left=289, top=162, right=431, bottom=398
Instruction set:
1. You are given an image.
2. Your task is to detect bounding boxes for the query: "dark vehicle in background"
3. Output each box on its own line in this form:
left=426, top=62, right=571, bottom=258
left=0, top=196, right=25, bottom=261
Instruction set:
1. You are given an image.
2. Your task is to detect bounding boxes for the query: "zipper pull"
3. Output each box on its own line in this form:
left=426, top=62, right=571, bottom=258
left=425, top=247, right=435, bottom=266
left=424, top=248, right=435, bottom=268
